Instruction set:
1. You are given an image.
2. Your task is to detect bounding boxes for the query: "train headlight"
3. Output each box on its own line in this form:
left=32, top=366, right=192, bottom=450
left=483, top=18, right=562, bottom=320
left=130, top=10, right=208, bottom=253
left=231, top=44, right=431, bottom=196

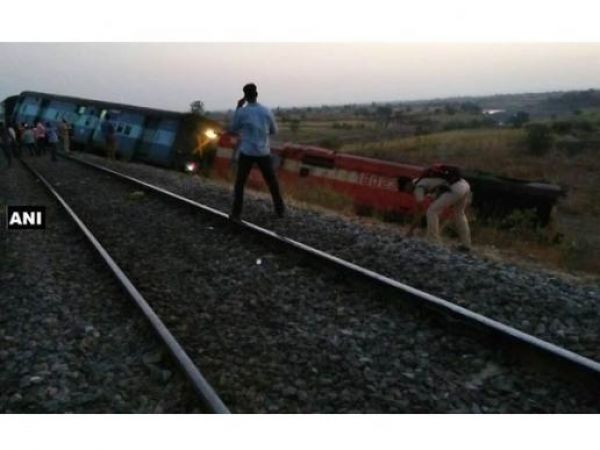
left=204, top=128, right=218, bottom=140
left=185, top=162, right=197, bottom=173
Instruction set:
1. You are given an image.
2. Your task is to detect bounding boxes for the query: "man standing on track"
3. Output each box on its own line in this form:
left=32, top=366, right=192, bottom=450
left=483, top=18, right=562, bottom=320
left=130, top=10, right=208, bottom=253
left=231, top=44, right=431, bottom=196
left=228, top=83, right=285, bottom=221
left=33, top=121, right=46, bottom=156
left=46, top=122, right=59, bottom=162
left=22, top=124, right=37, bottom=156
left=58, top=119, right=71, bottom=153
left=101, top=114, right=117, bottom=160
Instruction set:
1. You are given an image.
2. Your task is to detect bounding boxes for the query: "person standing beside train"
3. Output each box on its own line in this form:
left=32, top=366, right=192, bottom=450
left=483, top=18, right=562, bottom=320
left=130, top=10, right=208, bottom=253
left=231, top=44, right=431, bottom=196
left=228, top=83, right=285, bottom=221
left=22, top=124, right=37, bottom=156
left=33, top=121, right=46, bottom=155
left=46, top=123, right=59, bottom=162
left=408, top=164, right=472, bottom=251
left=7, top=124, right=18, bottom=158
left=58, top=119, right=71, bottom=153
left=101, top=115, right=117, bottom=160
left=16, top=123, right=26, bottom=156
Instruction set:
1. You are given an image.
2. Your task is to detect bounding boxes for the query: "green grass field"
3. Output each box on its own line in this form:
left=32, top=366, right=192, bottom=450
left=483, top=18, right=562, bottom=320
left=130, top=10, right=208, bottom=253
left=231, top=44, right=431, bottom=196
left=270, top=117, right=600, bottom=276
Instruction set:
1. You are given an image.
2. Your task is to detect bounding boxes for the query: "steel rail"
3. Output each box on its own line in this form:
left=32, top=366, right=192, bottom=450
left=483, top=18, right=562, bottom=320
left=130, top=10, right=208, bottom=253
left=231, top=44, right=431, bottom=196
left=62, top=154, right=600, bottom=387
left=21, top=159, right=230, bottom=414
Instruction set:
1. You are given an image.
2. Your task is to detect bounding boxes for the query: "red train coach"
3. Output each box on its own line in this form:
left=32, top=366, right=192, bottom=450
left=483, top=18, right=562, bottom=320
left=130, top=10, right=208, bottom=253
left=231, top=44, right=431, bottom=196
left=215, top=137, right=444, bottom=218
left=212, top=135, right=565, bottom=226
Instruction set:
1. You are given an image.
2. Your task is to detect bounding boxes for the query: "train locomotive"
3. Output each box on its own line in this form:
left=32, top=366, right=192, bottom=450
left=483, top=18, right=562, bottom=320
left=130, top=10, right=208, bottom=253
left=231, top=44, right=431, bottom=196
left=2, top=91, right=566, bottom=226
left=214, top=139, right=565, bottom=226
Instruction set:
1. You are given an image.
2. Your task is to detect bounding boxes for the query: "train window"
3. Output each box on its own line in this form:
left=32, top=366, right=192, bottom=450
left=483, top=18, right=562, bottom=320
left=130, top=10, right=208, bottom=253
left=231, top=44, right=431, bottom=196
left=100, top=110, right=107, bottom=120
left=78, top=106, right=86, bottom=114
left=117, top=124, right=123, bottom=133
left=124, top=125, right=132, bottom=136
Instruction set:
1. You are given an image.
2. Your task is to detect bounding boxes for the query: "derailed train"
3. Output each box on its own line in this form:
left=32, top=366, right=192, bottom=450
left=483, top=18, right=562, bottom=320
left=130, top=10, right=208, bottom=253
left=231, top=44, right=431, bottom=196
left=1, top=91, right=220, bottom=169
left=213, top=139, right=565, bottom=225
left=1, top=91, right=565, bottom=225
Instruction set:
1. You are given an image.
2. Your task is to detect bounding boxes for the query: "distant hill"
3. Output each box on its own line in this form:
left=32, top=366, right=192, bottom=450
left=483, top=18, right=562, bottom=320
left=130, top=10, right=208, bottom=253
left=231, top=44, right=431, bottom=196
left=254, top=89, right=600, bottom=118
left=408, top=89, right=600, bottom=118
left=211, top=88, right=600, bottom=120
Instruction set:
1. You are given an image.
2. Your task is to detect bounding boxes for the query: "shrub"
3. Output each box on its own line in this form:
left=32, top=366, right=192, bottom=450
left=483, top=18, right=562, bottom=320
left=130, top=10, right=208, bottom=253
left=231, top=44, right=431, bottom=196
left=508, top=111, right=530, bottom=128
left=289, top=119, right=301, bottom=133
left=556, top=136, right=585, bottom=156
left=574, top=120, right=596, bottom=132
left=525, top=123, right=553, bottom=155
left=498, top=208, right=539, bottom=231
left=318, top=137, right=343, bottom=150
left=551, top=121, right=573, bottom=134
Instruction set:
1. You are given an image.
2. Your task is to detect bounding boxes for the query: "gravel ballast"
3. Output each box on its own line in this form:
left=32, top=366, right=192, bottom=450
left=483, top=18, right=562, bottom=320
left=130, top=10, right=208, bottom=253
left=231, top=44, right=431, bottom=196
left=73, top=153, right=600, bottom=362
left=0, top=162, right=200, bottom=413
left=22, top=155, right=600, bottom=413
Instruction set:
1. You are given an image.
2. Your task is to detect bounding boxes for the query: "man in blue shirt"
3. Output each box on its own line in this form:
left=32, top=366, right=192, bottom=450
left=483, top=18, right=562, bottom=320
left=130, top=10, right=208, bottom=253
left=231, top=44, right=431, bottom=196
left=229, top=83, right=285, bottom=220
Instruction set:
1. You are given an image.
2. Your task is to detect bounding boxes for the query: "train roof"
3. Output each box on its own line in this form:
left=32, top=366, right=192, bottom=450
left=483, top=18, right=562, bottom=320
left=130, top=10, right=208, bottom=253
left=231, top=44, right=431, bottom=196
left=19, top=90, right=190, bottom=119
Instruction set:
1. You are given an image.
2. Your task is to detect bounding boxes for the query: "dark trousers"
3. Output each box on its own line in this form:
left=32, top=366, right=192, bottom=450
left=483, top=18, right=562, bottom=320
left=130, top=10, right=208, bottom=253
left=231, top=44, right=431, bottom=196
left=105, top=136, right=117, bottom=159
left=37, top=138, right=45, bottom=155
left=1, top=145, right=11, bottom=168
left=232, top=153, right=284, bottom=217
left=49, top=142, right=58, bottom=161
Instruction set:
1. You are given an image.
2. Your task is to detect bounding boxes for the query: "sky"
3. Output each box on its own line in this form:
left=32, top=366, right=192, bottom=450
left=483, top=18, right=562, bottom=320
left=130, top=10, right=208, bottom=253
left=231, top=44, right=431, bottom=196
left=1, top=43, right=599, bottom=112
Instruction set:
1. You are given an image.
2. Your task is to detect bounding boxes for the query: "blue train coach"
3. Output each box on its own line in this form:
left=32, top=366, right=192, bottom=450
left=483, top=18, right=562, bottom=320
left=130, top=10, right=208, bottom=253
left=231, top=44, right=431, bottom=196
left=4, top=91, right=221, bottom=169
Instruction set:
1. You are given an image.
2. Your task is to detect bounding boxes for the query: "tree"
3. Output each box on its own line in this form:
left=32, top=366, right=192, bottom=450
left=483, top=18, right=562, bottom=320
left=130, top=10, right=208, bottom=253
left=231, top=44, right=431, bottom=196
left=190, top=100, right=205, bottom=116
left=551, top=121, right=573, bottom=134
left=509, top=111, right=530, bottom=128
left=376, top=106, right=393, bottom=128
left=318, top=137, right=342, bottom=150
left=444, top=104, right=457, bottom=115
left=460, top=102, right=482, bottom=114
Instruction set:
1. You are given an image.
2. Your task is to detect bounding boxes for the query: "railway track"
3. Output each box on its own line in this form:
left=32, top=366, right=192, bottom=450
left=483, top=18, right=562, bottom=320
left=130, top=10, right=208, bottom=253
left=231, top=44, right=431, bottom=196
left=20, top=158, right=229, bottom=414
left=20, top=154, right=600, bottom=412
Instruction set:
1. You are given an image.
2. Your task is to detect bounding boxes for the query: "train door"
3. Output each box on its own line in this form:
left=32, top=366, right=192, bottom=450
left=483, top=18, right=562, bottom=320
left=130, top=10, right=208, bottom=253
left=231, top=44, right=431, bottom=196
left=72, top=105, right=99, bottom=150
left=91, top=108, right=109, bottom=147
left=135, top=116, right=180, bottom=166
left=135, top=116, right=161, bottom=161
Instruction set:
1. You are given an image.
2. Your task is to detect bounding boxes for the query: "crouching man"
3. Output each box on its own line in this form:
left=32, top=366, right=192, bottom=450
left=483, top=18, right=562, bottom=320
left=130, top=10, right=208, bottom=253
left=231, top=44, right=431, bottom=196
left=408, top=164, right=472, bottom=251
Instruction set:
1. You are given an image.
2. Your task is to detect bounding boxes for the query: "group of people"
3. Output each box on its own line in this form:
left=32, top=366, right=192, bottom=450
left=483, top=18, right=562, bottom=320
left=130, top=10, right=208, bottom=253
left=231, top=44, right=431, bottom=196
left=229, top=82, right=472, bottom=250
left=0, top=119, right=71, bottom=167
left=3, top=83, right=473, bottom=250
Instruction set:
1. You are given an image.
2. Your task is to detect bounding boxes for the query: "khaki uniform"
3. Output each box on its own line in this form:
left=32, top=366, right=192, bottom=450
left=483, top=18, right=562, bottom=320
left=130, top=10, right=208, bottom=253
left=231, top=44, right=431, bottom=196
left=106, top=135, right=117, bottom=160
left=58, top=122, right=70, bottom=152
left=414, top=177, right=472, bottom=247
